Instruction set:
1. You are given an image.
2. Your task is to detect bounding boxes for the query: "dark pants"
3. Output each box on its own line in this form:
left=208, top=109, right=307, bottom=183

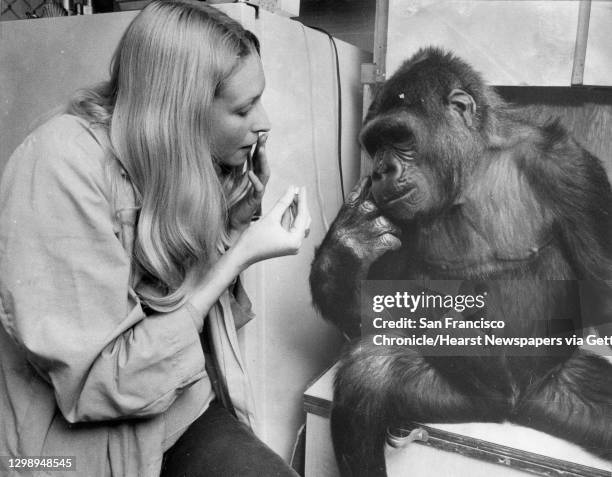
left=161, top=400, right=299, bottom=477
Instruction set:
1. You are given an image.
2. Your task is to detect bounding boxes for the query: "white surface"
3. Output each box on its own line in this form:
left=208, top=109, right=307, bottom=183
left=386, top=0, right=582, bottom=86
left=306, top=365, right=612, bottom=476
left=305, top=413, right=341, bottom=477
left=583, top=1, right=612, bottom=86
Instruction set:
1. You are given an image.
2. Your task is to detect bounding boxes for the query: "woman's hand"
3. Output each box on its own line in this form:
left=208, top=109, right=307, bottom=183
left=187, top=186, right=311, bottom=318
left=233, top=185, right=311, bottom=268
left=229, top=133, right=270, bottom=231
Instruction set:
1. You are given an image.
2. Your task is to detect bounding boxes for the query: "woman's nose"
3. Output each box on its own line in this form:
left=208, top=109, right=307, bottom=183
left=253, top=102, right=271, bottom=133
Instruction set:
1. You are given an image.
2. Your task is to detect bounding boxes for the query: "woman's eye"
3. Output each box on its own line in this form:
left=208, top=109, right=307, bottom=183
left=236, top=107, right=252, bottom=117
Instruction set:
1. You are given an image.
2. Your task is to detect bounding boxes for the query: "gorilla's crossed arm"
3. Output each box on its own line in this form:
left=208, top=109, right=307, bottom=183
left=310, top=48, right=612, bottom=477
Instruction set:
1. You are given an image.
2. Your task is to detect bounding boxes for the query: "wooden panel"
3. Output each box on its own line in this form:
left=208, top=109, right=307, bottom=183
left=386, top=0, right=581, bottom=86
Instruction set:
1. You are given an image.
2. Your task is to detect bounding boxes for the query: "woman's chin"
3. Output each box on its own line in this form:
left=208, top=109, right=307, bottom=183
left=218, top=150, right=250, bottom=168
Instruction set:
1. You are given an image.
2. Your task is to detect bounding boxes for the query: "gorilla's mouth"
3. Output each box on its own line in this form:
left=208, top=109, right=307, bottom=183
left=370, top=155, right=416, bottom=206
left=385, top=186, right=418, bottom=206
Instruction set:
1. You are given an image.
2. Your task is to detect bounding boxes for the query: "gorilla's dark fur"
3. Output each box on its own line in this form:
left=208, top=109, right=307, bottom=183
left=310, top=48, right=612, bottom=476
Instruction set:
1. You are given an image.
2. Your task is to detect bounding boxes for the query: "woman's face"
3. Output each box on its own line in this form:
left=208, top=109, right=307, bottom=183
left=210, top=54, right=270, bottom=167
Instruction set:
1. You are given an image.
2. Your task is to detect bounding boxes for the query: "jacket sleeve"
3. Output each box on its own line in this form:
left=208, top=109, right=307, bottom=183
left=0, top=116, right=206, bottom=423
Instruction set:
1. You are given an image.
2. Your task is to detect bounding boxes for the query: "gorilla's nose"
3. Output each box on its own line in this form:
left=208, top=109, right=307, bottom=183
left=372, top=155, right=402, bottom=182
left=370, top=155, right=403, bottom=205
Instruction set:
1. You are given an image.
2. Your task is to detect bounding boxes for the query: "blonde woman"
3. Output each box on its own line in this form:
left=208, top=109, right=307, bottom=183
left=0, top=1, right=309, bottom=476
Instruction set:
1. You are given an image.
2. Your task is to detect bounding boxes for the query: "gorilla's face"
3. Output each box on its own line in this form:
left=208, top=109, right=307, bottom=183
left=358, top=57, right=482, bottom=225
left=360, top=112, right=439, bottom=223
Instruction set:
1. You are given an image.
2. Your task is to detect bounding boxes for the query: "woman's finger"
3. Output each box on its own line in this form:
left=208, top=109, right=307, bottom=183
left=253, top=133, right=270, bottom=186
left=268, top=186, right=298, bottom=221
left=247, top=170, right=265, bottom=201
left=281, top=206, right=292, bottom=230
left=290, top=187, right=310, bottom=235
left=304, top=215, right=312, bottom=238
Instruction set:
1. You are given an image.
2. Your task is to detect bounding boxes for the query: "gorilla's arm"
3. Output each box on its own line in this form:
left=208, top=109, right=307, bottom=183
left=519, top=121, right=612, bottom=280
left=310, top=236, right=368, bottom=338
left=310, top=178, right=402, bottom=338
left=519, top=121, right=612, bottom=328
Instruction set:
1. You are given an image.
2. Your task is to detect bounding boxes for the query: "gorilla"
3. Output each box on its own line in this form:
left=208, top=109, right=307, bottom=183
left=310, top=47, right=612, bottom=476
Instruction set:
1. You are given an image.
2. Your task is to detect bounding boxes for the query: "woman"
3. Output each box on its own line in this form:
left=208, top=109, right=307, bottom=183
left=0, top=1, right=310, bottom=476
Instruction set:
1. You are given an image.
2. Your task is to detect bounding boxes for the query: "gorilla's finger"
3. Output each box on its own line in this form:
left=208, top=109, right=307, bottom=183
left=378, top=233, right=402, bottom=251
left=346, top=176, right=372, bottom=206
left=373, top=216, right=401, bottom=236
left=358, top=200, right=378, bottom=215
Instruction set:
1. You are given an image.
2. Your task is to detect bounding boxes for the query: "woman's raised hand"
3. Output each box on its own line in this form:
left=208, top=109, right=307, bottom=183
left=229, top=133, right=271, bottom=231
left=234, top=185, right=311, bottom=267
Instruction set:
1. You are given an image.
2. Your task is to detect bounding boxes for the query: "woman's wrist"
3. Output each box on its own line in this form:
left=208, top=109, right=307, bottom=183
left=228, top=231, right=255, bottom=270
left=186, top=243, right=250, bottom=318
left=222, top=240, right=251, bottom=274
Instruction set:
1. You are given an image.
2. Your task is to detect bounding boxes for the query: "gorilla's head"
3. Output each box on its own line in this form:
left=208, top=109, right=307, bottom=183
left=360, top=47, right=493, bottom=223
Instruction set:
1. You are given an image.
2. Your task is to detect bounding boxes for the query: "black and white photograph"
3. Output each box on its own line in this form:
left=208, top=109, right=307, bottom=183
left=1, top=1, right=612, bottom=476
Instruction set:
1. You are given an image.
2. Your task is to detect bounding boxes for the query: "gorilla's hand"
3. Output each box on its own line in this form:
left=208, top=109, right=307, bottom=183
left=310, top=177, right=403, bottom=336
left=328, top=177, right=402, bottom=268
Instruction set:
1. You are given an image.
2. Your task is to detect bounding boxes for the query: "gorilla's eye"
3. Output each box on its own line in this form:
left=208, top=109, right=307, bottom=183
left=393, top=144, right=416, bottom=160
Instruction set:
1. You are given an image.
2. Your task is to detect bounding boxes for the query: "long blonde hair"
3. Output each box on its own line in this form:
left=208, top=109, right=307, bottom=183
left=67, top=0, right=260, bottom=311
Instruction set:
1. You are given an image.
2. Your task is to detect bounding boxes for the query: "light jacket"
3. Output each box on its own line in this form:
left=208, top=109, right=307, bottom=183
left=0, top=114, right=256, bottom=476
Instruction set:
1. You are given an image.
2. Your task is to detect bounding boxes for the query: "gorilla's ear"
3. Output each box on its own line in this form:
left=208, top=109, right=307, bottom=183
left=448, top=89, right=476, bottom=127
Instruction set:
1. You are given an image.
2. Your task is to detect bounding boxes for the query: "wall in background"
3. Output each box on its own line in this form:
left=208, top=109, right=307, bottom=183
left=0, top=13, right=139, bottom=165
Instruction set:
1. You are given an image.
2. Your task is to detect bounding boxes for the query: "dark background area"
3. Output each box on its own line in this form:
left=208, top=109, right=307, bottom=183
left=296, top=0, right=376, bottom=52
